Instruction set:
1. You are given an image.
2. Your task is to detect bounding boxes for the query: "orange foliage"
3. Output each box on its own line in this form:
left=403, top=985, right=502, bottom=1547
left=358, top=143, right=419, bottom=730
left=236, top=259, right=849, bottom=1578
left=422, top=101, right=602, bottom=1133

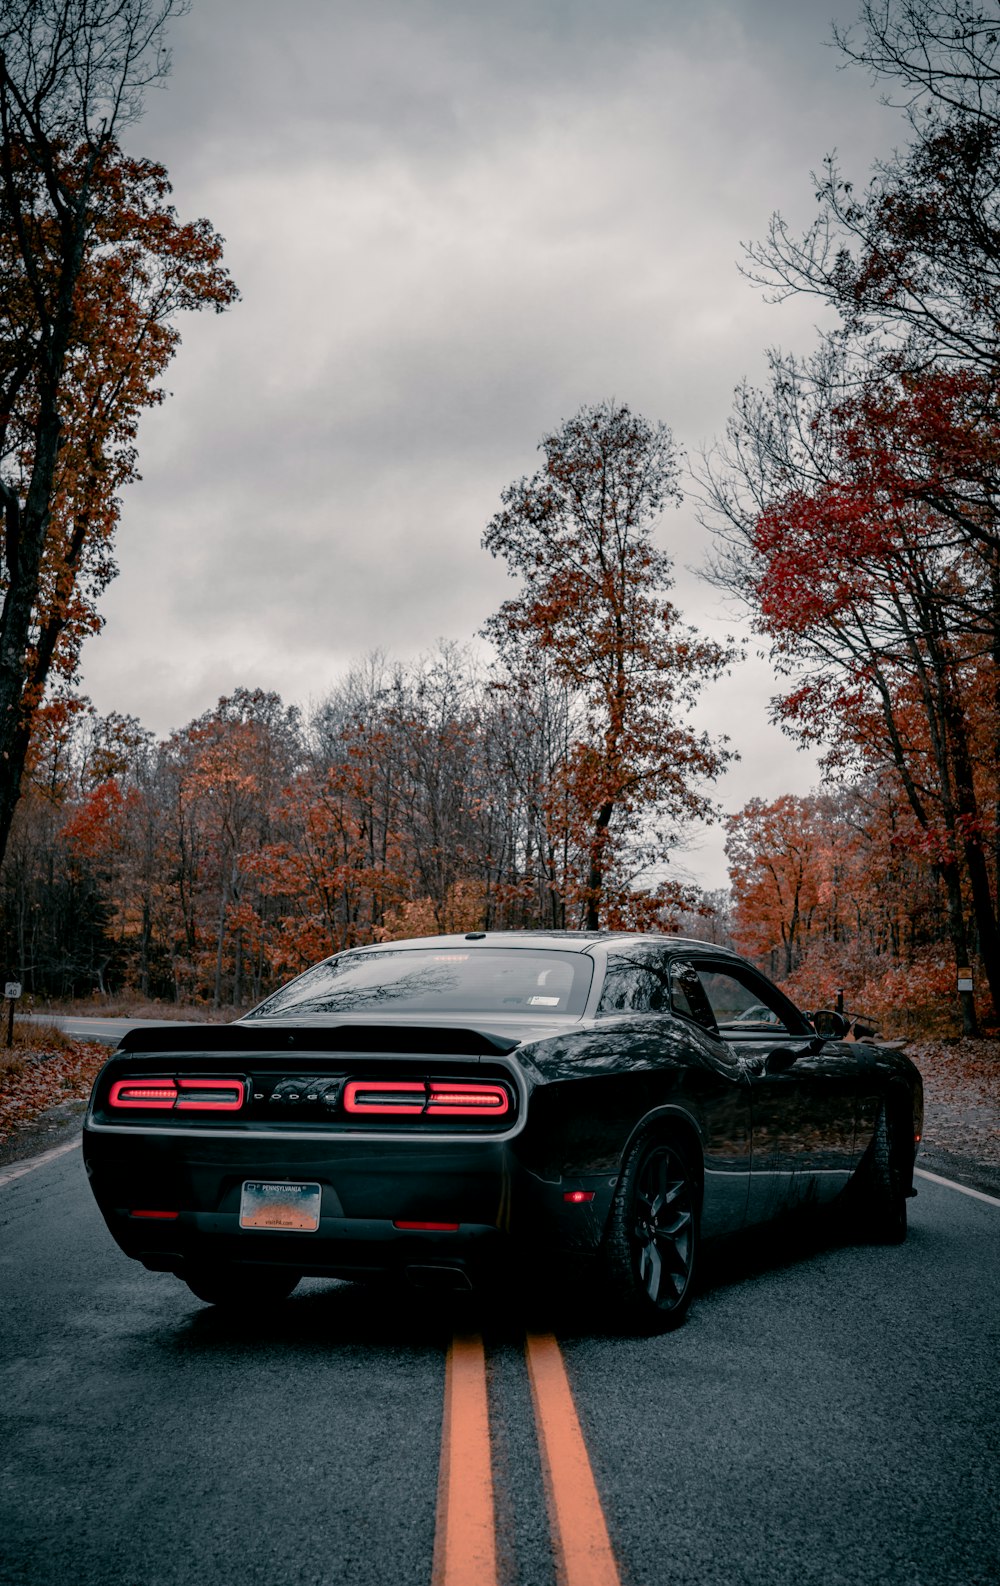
left=727, top=784, right=988, bottom=1033
left=483, top=401, right=734, bottom=927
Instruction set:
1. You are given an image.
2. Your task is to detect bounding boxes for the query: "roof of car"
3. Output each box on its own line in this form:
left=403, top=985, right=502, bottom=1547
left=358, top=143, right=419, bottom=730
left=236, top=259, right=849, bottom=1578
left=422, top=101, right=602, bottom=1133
left=338, top=930, right=739, bottom=957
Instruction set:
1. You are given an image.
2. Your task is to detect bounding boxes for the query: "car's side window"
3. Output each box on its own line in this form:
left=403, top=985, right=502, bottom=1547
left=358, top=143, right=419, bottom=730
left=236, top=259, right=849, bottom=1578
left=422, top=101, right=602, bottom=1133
left=668, top=961, right=718, bottom=1031
left=694, top=967, right=793, bottom=1034
left=597, top=950, right=670, bottom=1015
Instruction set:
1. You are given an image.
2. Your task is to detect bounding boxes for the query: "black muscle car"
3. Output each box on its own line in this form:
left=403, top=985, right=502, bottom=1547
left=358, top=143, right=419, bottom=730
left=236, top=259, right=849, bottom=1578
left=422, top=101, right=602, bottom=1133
left=82, top=932, right=923, bottom=1331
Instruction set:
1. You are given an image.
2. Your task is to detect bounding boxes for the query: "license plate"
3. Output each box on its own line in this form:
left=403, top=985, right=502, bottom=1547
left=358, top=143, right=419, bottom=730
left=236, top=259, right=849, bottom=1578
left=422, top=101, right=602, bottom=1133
left=239, top=1180, right=322, bottom=1232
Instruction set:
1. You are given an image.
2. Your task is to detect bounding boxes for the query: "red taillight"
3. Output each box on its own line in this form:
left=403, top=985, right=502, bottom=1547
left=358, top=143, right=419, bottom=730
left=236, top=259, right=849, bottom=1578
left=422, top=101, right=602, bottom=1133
left=393, top=1220, right=460, bottom=1231
left=174, top=1078, right=245, bottom=1111
left=563, top=1190, right=595, bottom=1203
left=343, top=1078, right=510, bottom=1119
left=109, top=1079, right=178, bottom=1110
left=129, top=1209, right=180, bottom=1220
left=425, top=1082, right=509, bottom=1117
left=108, top=1076, right=245, bottom=1112
left=343, top=1080, right=427, bottom=1115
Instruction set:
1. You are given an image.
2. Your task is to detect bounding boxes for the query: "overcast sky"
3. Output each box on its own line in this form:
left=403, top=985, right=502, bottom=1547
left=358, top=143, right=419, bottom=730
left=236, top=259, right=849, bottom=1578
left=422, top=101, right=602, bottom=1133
left=80, top=0, right=901, bottom=890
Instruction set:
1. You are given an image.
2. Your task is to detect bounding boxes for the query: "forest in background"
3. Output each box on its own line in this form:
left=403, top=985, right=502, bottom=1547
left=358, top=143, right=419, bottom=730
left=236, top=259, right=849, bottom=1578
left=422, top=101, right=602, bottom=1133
left=1, top=2, right=998, bottom=1037
left=0, top=656, right=987, bottom=1038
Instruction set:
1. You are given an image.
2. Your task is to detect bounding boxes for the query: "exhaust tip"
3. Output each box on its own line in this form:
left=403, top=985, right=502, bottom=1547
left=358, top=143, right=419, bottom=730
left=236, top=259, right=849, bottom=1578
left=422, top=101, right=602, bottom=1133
left=405, top=1264, right=473, bottom=1292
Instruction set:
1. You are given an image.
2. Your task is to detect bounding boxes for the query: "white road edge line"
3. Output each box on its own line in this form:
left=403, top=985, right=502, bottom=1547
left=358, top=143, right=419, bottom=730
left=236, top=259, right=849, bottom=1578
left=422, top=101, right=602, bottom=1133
left=0, top=1135, right=81, bottom=1188
left=914, top=1167, right=1000, bottom=1207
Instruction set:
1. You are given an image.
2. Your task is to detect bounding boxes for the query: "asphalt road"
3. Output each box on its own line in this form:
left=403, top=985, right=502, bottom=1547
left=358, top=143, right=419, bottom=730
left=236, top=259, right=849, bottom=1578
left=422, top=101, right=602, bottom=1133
left=1, top=1147, right=997, bottom=1586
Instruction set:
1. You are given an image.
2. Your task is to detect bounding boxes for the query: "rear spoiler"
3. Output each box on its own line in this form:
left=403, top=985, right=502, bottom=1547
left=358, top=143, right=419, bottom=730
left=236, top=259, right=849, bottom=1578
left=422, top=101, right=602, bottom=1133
left=115, top=1021, right=522, bottom=1058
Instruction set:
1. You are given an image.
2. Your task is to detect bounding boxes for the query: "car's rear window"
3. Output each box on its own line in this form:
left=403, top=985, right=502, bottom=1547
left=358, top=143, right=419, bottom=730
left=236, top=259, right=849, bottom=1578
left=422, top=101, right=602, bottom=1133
left=246, top=948, right=593, bottom=1019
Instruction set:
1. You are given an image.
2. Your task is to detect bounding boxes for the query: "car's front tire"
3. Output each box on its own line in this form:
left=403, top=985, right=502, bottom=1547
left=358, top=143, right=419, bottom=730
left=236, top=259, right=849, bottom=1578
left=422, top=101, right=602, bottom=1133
left=602, top=1130, right=699, bottom=1332
left=182, top=1264, right=301, bottom=1308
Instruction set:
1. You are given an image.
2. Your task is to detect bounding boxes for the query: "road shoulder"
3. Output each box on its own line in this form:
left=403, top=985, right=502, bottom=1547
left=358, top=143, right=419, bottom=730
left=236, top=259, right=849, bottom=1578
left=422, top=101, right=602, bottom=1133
left=913, top=1145, right=1000, bottom=1202
left=0, top=1098, right=88, bottom=1171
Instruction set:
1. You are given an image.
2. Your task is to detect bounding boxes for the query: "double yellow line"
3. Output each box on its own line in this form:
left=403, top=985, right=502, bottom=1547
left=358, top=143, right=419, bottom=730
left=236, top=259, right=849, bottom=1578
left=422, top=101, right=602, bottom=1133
left=432, top=1332, right=622, bottom=1586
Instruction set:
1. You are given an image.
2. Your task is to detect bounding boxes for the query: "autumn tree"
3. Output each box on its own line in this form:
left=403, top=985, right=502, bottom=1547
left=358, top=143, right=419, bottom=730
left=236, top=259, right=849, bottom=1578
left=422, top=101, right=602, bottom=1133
left=747, top=2, right=1000, bottom=382
left=255, top=662, right=412, bottom=969
left=726, top=782, right=957, bottom=1028
left=484, top=401, right=734, bottom=929
left=0, top=698, right=156, bottom=994
left=478, top=650, right=584, bottom=928
left=270, top=650, right=495, bottom=958
left=704, top=345, right=999, bottom=1028
left=739, top=0, right=1000, bottom=754
left=701, top=1, right=1000, bottom=1030
left=0, top=0, right=237, bottom=869
left=726, top=796, right=823, bottom=977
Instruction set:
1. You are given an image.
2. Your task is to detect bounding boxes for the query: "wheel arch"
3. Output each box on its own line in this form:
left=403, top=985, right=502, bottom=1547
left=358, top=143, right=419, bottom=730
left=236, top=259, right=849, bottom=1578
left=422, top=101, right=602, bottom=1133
left=616, top=1104, right=705, bottom=1207
left=599, top=1103, right=703, bottom=1331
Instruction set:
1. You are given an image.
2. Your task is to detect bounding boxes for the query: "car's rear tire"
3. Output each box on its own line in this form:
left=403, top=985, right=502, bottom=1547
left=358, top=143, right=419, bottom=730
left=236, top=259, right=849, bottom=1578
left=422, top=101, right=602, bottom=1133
left=602, top=1130, right=699, bottom=1332
left=855, top=1105, right=907, bottom=1245
left=182, top=1265, right=301, bottom=1307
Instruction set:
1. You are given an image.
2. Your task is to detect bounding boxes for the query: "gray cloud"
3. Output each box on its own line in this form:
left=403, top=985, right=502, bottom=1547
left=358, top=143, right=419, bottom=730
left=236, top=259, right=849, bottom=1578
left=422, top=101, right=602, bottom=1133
left=82, top=0, right=897, bottom=886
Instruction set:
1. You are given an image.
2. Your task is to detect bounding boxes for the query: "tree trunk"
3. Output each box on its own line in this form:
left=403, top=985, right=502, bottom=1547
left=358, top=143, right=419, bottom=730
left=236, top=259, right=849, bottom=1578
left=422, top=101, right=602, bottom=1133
left=0, top=408, right=62, bottom=868
left=585, top=803, right=614, bottom=930
left=232, top=927, right=243, bottom=1009
left=939, top=678, right=1000, bottom=1019
left=213, top=874, right=229, bottom=1010
left=139, top=897, right=151, bottom=998
left=936, top=861, right=979, bottom=1037
left=0, top=138, right=93, bottom=871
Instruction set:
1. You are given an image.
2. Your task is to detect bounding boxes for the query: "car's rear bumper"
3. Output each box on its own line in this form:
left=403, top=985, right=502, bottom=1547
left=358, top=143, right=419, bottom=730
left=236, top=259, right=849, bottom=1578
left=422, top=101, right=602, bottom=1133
left=115, top=1212, right=505, bottom=1289
left=82, top=1121, right=614, bottom=1280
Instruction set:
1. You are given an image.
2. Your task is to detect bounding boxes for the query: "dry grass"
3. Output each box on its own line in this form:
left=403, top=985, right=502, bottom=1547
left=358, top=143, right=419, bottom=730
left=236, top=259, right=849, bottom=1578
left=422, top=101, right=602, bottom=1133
left=7, top=1018, right=75, bottom=1051
left=32, top=995, right=239, bottom=1022
left=0, top=1019, right=74, bottom=1081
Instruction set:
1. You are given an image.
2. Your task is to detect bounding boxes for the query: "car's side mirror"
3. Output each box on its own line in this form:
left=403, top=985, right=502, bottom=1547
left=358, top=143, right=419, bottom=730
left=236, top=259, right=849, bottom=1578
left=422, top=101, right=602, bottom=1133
left=763, top=1046, right=800, bottom=1074
left=764, top=1037, right=825, bottom=1074
left=812, top=1009, right=850, bottom=1040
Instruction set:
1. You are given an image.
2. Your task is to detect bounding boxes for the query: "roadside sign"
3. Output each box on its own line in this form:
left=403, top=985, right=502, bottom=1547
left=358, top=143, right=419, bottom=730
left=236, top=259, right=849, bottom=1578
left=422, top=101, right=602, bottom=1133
left=957, top=968, right=974, bottom=992
left=4, top=983, right=18, bottom=1047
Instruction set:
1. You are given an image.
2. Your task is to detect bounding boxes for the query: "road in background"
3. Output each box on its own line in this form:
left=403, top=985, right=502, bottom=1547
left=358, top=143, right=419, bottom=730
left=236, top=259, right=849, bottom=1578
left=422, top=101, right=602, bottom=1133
left=1, top=1151, right=996, bottom=1586
left=20, top=1013, right=212, bottom=1045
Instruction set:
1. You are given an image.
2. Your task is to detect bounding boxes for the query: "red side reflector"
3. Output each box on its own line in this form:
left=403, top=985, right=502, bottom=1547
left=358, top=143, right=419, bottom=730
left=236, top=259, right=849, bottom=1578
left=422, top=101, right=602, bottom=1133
left=109, top=1079, right=178, bottom=1110
left=129, top=1209, right=180, bottom=1220
left=563, top=1190, right=595, bottom=1203
left=392, top=1221, right=460, bottom=1231
left=344, top=1080, right=426, bottom=1114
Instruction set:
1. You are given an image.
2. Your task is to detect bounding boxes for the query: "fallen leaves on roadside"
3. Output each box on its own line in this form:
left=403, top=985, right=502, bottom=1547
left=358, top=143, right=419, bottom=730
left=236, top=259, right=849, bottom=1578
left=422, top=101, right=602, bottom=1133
left=0, top=1042, right=108, bottom=1140
left=907, top=1039, right=1000, bottom=1165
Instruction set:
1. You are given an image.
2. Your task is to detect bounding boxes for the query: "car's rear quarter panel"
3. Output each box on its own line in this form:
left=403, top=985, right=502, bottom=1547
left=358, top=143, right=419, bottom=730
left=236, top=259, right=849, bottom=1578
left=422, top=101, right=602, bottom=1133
left=511, top=1016, right=753, bottom=1240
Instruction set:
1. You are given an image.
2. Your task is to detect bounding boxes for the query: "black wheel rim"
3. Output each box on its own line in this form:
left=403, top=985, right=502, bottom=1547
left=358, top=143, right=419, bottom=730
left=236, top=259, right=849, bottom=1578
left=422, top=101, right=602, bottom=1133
left=631, top=1144, right=695, bottom=1310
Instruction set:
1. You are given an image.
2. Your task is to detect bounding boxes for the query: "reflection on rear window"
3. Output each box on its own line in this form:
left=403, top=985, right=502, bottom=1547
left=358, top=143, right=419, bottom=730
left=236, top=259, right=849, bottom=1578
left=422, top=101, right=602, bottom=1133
left=246, top=948, right=593, bottom=1019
